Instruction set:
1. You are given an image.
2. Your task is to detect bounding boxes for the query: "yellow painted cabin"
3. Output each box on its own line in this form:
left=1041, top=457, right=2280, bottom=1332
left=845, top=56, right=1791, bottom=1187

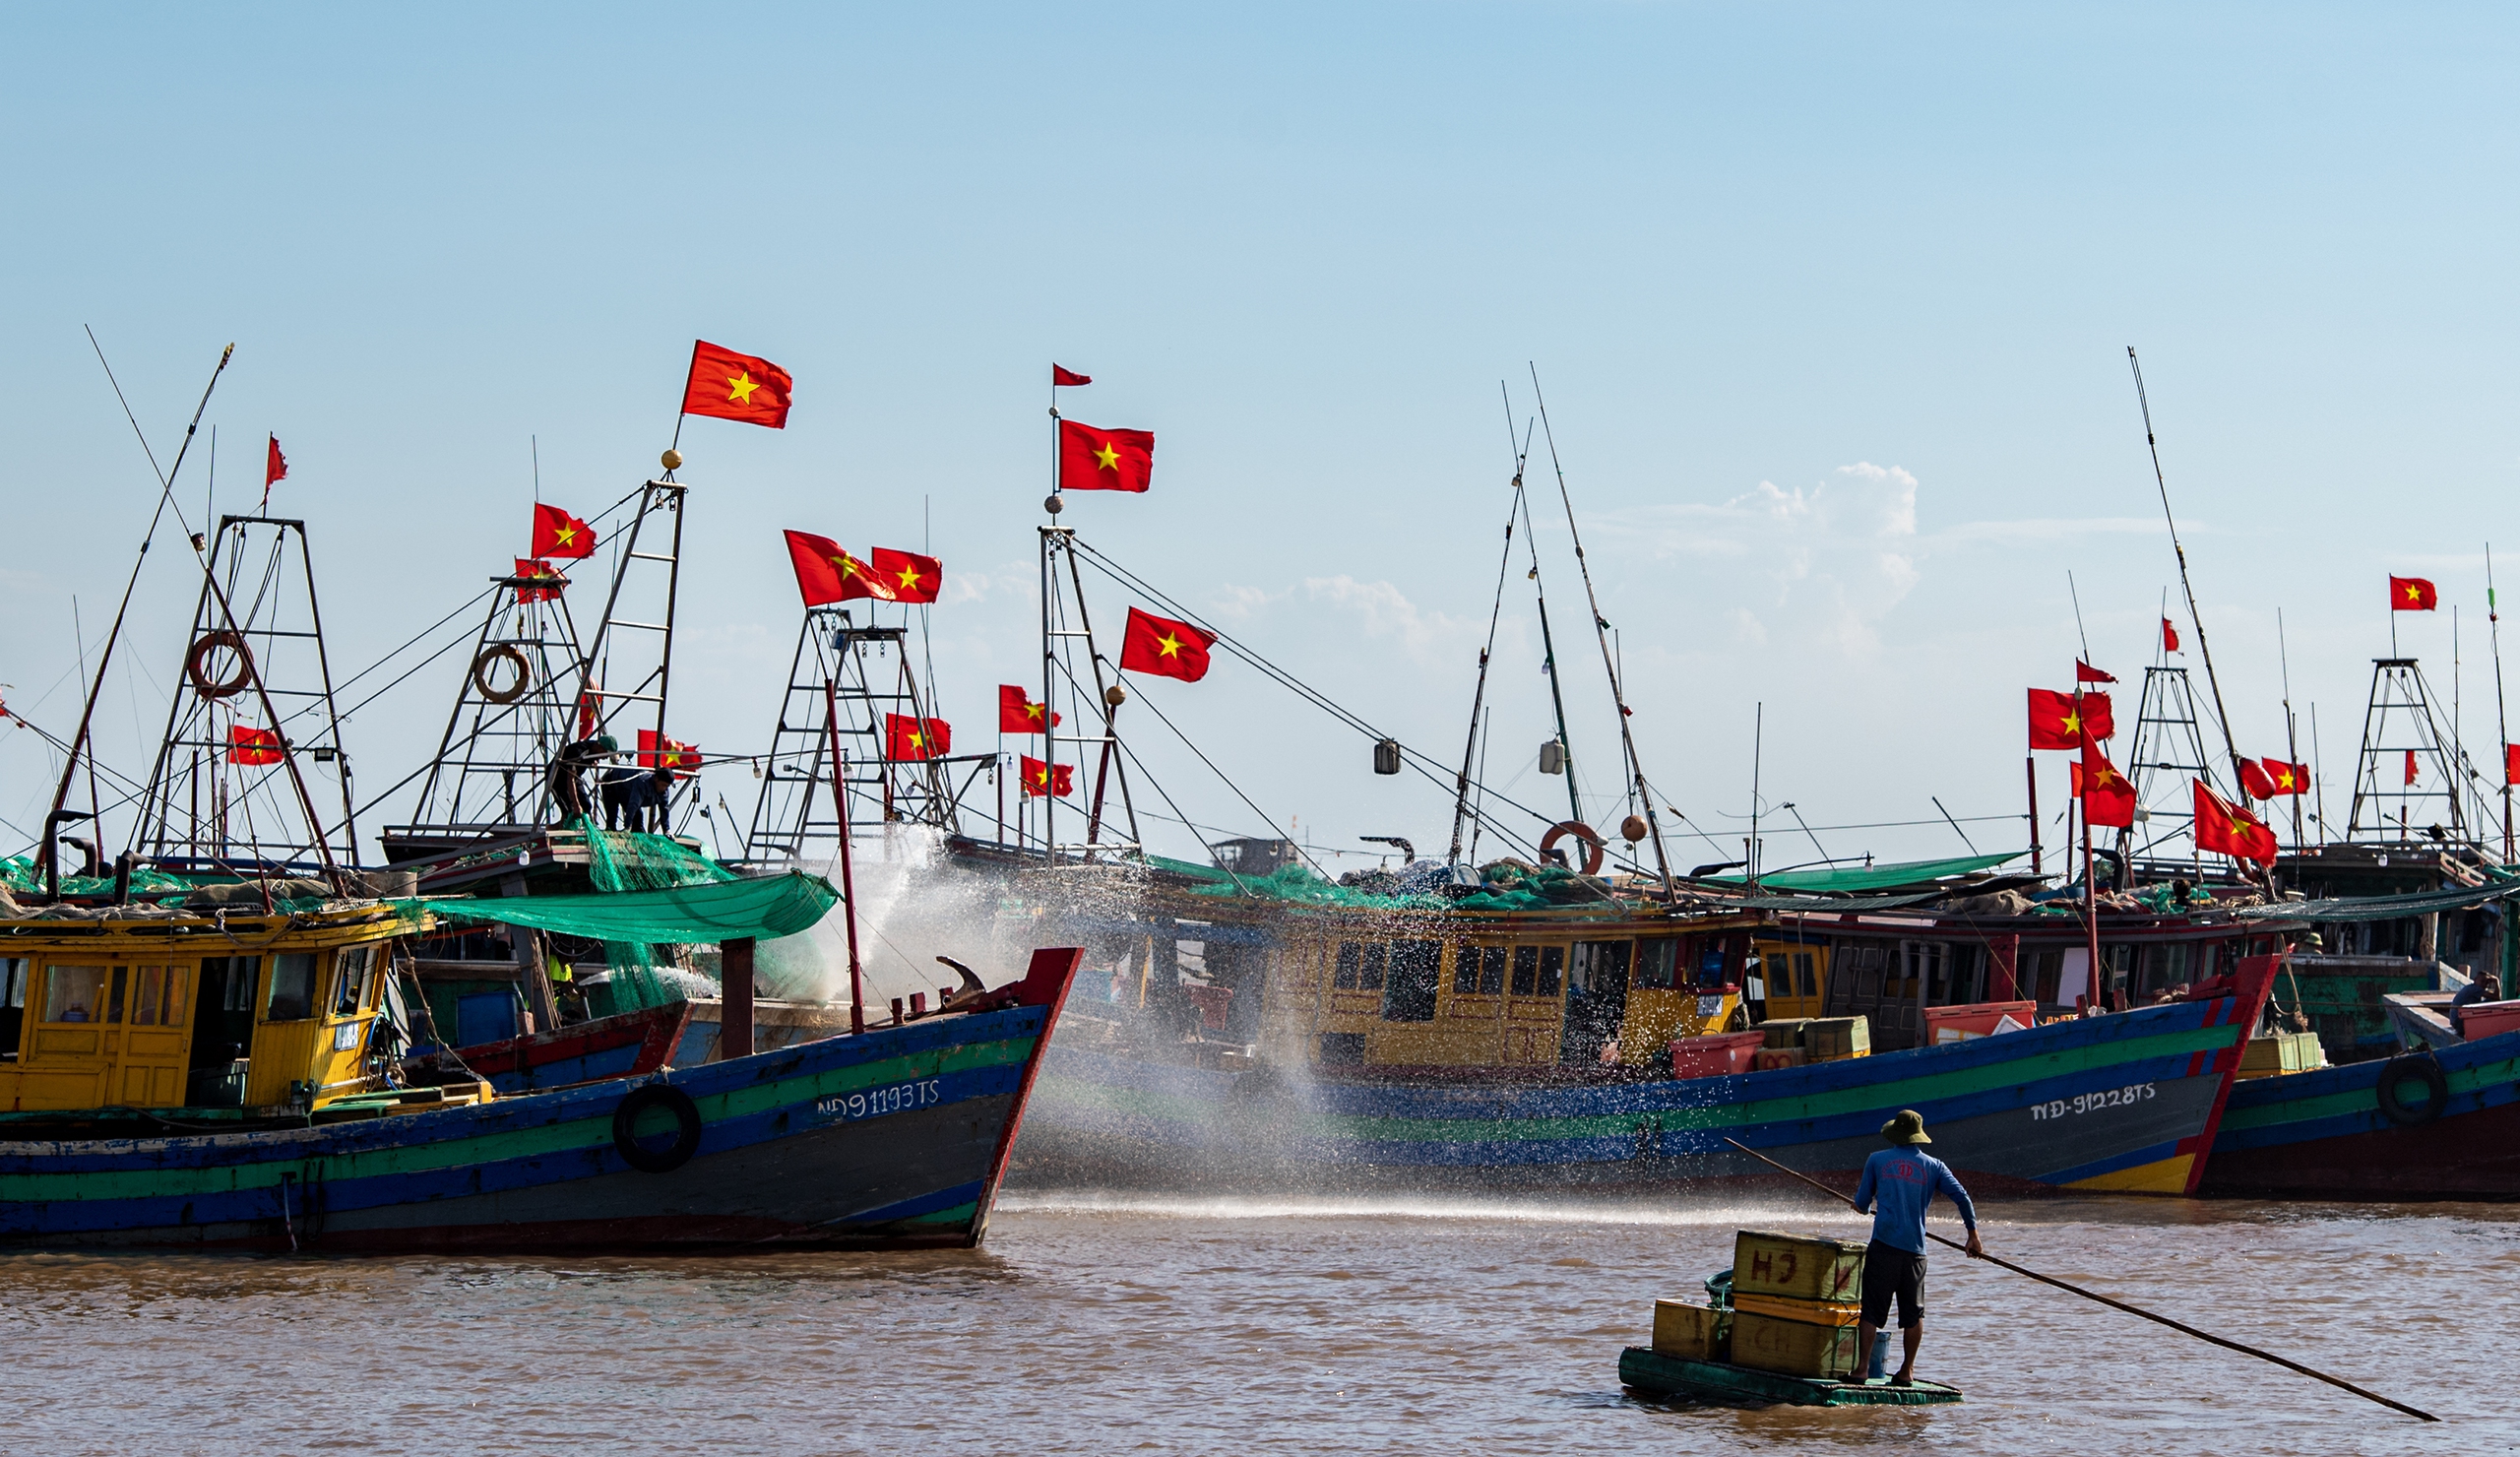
left=0, top=902, right=423, bottom=1115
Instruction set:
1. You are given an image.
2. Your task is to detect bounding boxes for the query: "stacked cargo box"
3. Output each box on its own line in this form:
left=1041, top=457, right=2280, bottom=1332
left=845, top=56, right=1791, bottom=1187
left=1725, top=1229, right=1867, bottom=1379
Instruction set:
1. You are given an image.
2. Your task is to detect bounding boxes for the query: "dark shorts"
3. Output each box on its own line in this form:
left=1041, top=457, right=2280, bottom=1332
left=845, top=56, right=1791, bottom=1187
left=1860, top=1239, right=1926, bottom=1330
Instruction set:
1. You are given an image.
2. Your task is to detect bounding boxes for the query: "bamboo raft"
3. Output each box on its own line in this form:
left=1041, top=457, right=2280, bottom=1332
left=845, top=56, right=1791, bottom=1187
left=1618, top=1348, right=1962, bottom=1407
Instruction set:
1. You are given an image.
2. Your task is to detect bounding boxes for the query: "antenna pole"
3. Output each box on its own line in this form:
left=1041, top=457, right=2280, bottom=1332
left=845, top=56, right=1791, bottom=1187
left=1449, top=385, right=1528, bottom=865
left=2492, top=545, right=2513, bottom=860
left=2127, top=348, right=2242, bottom=789
left=1529, top=364, right=1674, bottom=896
left=2280, top=609, right=2304, bottom=853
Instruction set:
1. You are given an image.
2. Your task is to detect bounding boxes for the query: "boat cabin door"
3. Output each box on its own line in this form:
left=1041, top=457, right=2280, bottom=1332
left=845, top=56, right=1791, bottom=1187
left=1755, top=942, right=1829, bottom=1021
left=1560, top=939, right=1632, bottom=1066
left=20, top=959, right=195, bottom=1109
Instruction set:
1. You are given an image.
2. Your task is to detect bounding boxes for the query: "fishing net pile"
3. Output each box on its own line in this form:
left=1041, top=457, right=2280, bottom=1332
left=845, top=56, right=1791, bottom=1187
left=577, top=818, right=739, bottom=1009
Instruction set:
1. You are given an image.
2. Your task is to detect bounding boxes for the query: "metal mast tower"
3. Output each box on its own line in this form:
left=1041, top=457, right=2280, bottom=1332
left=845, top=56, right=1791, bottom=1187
left=2121, top=665, right=2216, bottom=868
left=397, top=562, right=588, bottom=840
left=131, top=514, right=357, bottom=874
left=1036, top=524, right=1142, bottom=864
left=2345, top=658, right=2471, bottom=844
left=739, top=605, right=972, bottom=864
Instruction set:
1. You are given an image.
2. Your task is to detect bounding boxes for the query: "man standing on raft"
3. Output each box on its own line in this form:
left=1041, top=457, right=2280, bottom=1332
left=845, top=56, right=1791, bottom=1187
left=1852, top=1109, right=1984, bottom=1386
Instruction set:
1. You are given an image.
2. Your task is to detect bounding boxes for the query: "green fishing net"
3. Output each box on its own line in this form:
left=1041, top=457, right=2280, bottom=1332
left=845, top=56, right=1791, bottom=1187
left=577, top=818, right=738, bottom=1010
left=0, top=855, right=192, bottom=900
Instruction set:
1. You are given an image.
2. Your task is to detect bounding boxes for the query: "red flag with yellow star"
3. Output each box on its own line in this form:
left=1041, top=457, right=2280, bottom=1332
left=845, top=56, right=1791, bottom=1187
left=870, top=547, right=942, bottom=604
left=784, top=530, right=899, bottom=606
left=1020, top=755, right=1075, bottom=796
left=2238, top=758, right=2279, bottom=799
left=512, top=558, right=568, bottom=602
left=1057, top=419, right=1155, bottom=493
left=682, top=340, right=792, bottom=428
left=999, top=684, right=1059, bottom=733
left=228, top=725, right=284, bottom=766
left=2261, top=758, right=2309, bottom=796
left=1120, top=607, right=1216, bottom=681
left=2079, top=739, right=2137, bottom=828
left=885, top=713, right=950, bottom=761
left=532, top=503, right=598, bottom=560
left=2194, top=779, right=2277, bottom=862
left=2028, top=688, right=2111, bottom=749
left=2389, top=575, right=2438, bottom=611
left=637, top=728, right=700, bottom=780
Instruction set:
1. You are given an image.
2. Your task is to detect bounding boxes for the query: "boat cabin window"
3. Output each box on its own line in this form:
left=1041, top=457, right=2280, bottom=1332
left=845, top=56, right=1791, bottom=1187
left=1468, top=946, right=1507, bottom=995
left=333, top=945, right=376, bottom=1017
left=2028, top=949, right=2063, bottom=1005
left=1634, top=938, right=1680, bottom=989
left=1509, top=945, right=1565, bottom=997
left=1382, top=939, right=1441, bottom=1022
left=1692, top=939, right=1732, bottom=990
left=1571, top=940, right=1631, bottom=994
left=266, top=952, right=319, bottom=1021
left=0, top=958, right=25, bottom=1058
left=1334, top=941, right=1389, bottom=992
left=128, top=965, right=186, bottom=1027
left=42, top=965, right=110, bottom=1024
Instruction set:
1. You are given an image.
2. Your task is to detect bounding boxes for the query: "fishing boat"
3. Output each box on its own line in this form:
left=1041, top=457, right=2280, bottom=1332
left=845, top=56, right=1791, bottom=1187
left=402, top=1000, right=691, bottom=1095
left=1616, top=1349, right=1961, bottom=1408
left=0, top=875, right=1082, bottom=1250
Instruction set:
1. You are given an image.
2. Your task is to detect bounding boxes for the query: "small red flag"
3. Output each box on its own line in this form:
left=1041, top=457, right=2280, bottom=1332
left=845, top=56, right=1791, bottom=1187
left=513, top=558, right=567, bottom=602
left=2075, top=660, right=2116, bottom=684
left=885, top=713, right=950, bottom=761
left=2506, top=743, right=2520, bottom=785
left=1020, top=755, right=1074, bottom=797
left=1120, top=606, right=1216, bottom=682
left=999, top=684, right=1059, bottom=733
left=2194, top=779, right=2278, bottom=862
left=2406, top=749, right=2420, bottom=787
left=869, top=547, right=942, bottom=604
left=2162, top=618, right=2181, bottom=653
left=577, top=686, right=601, bottom=740
left=637, top=728, right=700, bottom=779
left=227, top=725, right=284, bottom=766
left=2028, top=689, right=2112, bottom=749
left=2238, top=758, right=2279, bottom=799
left=2080, top=741, right=2136, bottom=828
left=1057, top=419, right=1155, bottom=493
left=1052, top=364, right=1092, bottom=387
left=783, top=530, right=899, bottom=606
left=533, top=503, right=598, bottom=560
left=264, top=435, right=287, bottom=487
left=681, top=341, right=792, bottom=428
left=2390, top=576, right=2438, bottom=611
left=2261, top=759, right=2308, bottom=796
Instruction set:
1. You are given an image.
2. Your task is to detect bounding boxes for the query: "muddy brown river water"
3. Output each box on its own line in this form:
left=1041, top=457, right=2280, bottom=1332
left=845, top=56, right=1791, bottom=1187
left=4, top=1193, right=2513, bottom=1454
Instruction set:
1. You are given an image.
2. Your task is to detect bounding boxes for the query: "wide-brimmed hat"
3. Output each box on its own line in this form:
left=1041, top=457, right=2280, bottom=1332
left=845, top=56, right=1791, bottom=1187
left=1882, top=1109, right=1932, bottom=1144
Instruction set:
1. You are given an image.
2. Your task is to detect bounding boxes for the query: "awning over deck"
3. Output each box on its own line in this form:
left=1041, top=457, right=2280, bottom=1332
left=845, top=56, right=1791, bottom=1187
left=1704, top=852, right=2027, bottom=896
left=417, top=870, right=839, bottom=944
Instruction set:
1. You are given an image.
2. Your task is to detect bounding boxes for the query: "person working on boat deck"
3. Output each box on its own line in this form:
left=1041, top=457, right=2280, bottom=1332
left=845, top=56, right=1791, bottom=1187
left=2450, top=973, right=2501, bottom=1033
left=1852, top=1109, right=1983, bottom=1387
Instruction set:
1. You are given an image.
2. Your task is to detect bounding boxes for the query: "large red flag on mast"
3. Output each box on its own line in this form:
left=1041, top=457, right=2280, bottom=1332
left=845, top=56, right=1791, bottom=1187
left=1057, top=419, right=1155, bottom=493
left=2193, top=780, right=2278, bottom=863
left=681, top=341, right=793, bottom=428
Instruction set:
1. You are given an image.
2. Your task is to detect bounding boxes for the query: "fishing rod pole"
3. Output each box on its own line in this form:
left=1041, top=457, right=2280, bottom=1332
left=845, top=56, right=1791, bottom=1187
left=43, top=337, right=231, bottom=882
left=1720, top=1137, right=2437, bottom=1423
left=1448, top=388, right=1534, bottom=866
left=1529, top=364, right=1675, bottom=897
left=2127, top=348, right=2243, bottom=791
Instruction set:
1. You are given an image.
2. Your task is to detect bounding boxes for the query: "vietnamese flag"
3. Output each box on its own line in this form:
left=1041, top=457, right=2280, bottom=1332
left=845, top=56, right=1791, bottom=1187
left=227, top=725, right=284, bottom=766
left=870, top=547, right=942, bottom=604
left=1120, top=607, right=1217, bottom=682
left=2238, top=758, right=2279, bottom=800
left=2194, top=780, right=2278, bottom=863
left=1057, top=419, right=1155, bottom=493
left=1052, top=364, right=1092, bottom=387
left=999, top=684, right=1059, bottom=733
left=2075, top=660, right=2116, bottom=684
left=2163, top=618, right=2181, bottom=653
left=885, top=713, right=951, bottom=761
left=2080, top=741, right=2137, bottom=829
left=2262, top=759, right=2309, bottom=796
left=533, top=503, right=598, bottom=559
left=2406, top=749, right=2420, bottom=787
left=2028, top=688, right=2112, bottom=749
left=513, top=558, right=567, bottom=602
left=2506, top=743, right=2520, bottom=785
left=1020, top=755, right=1074, bottom=797
left=2390, top=576, right=2438, bottom=611
left=637, top=728, right=700, bottom=779
left=681, top=340, right=792, bottom=428
left=784, top=530, right=899, bottom=606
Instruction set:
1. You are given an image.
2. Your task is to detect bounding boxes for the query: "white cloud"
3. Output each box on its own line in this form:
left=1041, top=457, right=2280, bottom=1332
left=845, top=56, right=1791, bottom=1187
left=1301, top=575, right=1471, bottom=662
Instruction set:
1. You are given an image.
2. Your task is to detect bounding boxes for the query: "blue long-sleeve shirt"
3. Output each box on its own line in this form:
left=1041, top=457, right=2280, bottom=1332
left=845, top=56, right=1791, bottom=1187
left=1852, top=1147, right=1978, bottom=1254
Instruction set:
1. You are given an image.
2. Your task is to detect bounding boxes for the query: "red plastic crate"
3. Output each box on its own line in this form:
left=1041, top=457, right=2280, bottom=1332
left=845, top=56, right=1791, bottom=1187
left=1671, top=1030, right=1766, bottom=1079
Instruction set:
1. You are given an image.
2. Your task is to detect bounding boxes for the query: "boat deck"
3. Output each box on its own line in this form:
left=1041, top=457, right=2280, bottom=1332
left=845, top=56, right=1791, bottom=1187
left=1618, top=1348, right=1963, bottom=1407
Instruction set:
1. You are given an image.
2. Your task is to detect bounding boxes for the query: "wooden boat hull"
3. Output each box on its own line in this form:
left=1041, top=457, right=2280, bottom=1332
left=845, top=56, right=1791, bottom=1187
left=410, top=1002, right=693, bottom=1095
left=1013, top=971, right=2275, bottom=1197
left=1618, top=1348, right=1961, bottom=1406
left=0, top=997, right=1065, bottom=1252
left=2196, top=1028, right=2520, bottom=1199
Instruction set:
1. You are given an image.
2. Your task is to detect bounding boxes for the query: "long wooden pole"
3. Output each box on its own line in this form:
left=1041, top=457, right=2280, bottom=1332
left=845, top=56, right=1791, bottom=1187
left=1718, top=1137, right=2438, bottom=1423
left=824, top=679, right=866, bottom=1036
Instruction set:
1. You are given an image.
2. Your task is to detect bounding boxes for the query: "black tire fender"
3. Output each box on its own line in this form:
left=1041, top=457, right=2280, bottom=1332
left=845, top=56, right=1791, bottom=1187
left=612, top=1083, right=703, bottom=1172
left=2375, top=1053, right=2448, bottom=1127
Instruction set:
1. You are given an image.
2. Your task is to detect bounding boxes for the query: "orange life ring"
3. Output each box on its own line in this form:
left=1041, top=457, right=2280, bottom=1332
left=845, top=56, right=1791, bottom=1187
left=1539, top=819, right=1606, bottom=875
left=185, top=630, right=254, bottom=699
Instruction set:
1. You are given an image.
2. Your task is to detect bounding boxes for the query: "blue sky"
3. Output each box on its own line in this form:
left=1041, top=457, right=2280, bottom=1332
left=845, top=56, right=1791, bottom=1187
left=5, top=4, right=2516, bottom=875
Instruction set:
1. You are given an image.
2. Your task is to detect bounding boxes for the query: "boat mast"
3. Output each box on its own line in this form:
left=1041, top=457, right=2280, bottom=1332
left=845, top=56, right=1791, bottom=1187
left=2127, top=348, right=2243, bottom=788
left=1521, top=488, right=1583, bottom=829
left=1446, top=388, right=1532, bottom=866
left=1528, top=365, right=1675, bottom=896
left=2491, top=545, right=2514, bottom=860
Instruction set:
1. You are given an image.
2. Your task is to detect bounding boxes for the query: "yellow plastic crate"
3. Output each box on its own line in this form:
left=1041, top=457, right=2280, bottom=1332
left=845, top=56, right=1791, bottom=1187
left=1732, top=1228, right=1866, bottom=1305
left=1651, top=1299, right=1729, bottom=1359
left=1732, top=1291, right=1861, bottom=1328
left=1731, top=1308, right=1862, bottom=1380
